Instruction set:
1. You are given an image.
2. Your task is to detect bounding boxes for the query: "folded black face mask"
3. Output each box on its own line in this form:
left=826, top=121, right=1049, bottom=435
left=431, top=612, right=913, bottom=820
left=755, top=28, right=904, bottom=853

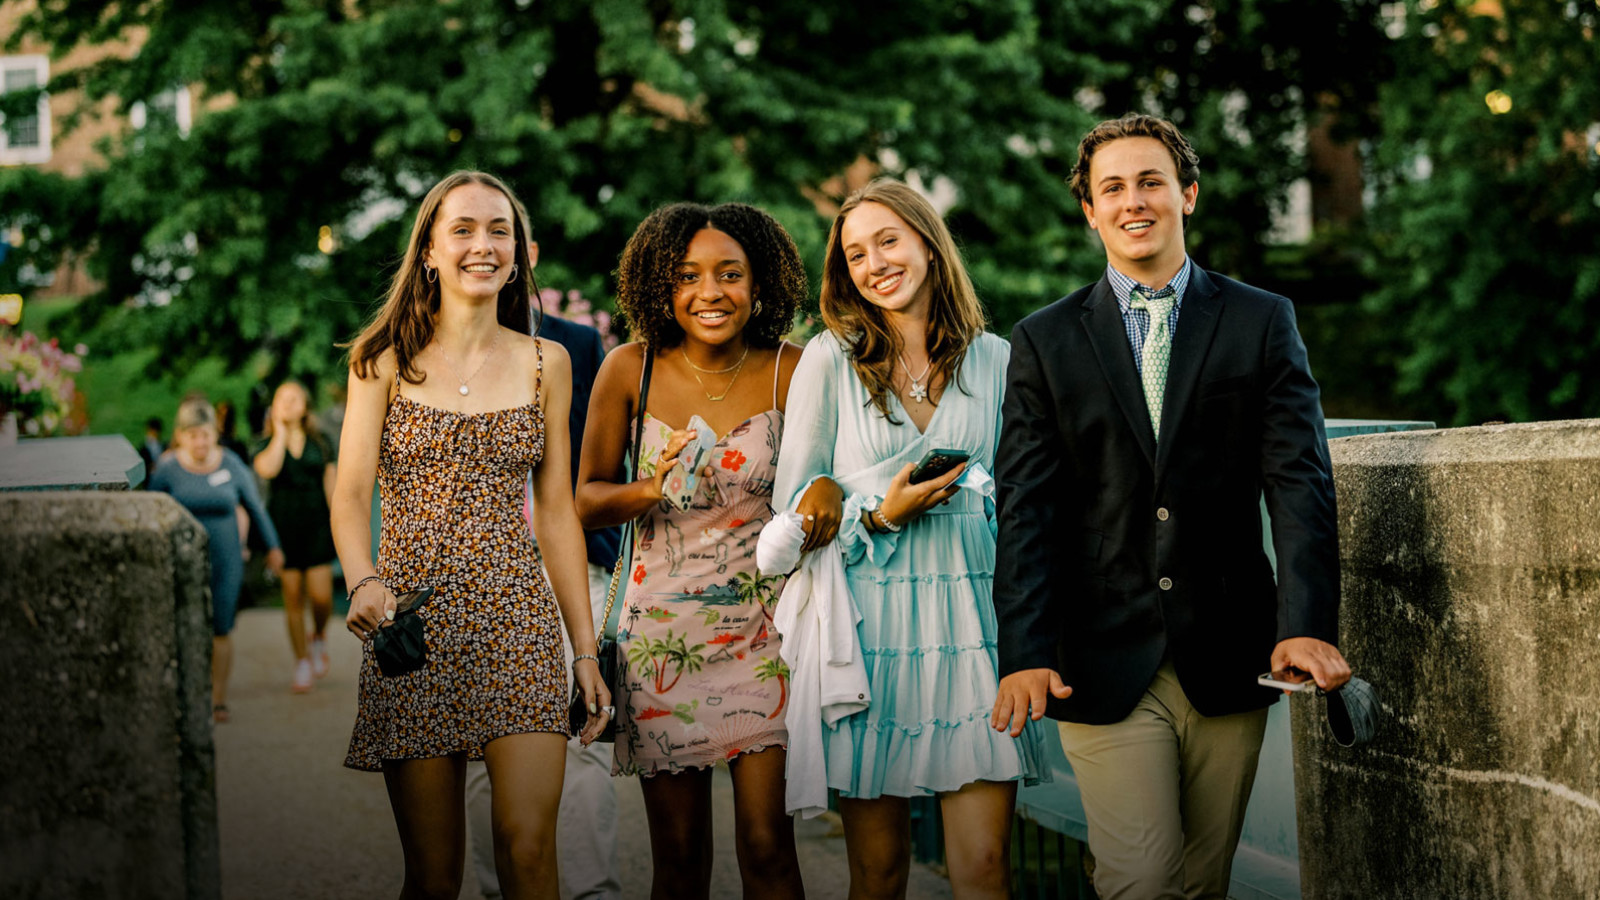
left=1324, top=676, right=1381, bottom=747
left=373, top=587, right=435, bottom=677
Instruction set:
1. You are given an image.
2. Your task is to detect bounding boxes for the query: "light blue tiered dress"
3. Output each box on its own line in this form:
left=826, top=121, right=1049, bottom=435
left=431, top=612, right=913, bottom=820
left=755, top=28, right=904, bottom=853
left=773, top=330, right=1048, bottom=798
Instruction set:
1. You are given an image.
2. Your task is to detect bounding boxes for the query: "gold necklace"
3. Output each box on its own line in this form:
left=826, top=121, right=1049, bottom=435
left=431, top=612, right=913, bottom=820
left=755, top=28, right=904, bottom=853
left=681, top=344, right=749, bottom=375
left=437, top=328, right=502, bottom=396
left=684, top=345, right=749, bottom=402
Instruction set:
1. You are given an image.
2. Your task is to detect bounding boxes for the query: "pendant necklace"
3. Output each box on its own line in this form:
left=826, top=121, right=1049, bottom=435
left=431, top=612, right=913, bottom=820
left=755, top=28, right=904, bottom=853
left=683, top=344, right=749, bottom=402
left=899, top=353, right=932, bottom=404
left=438, top=328, right=501, bottom=396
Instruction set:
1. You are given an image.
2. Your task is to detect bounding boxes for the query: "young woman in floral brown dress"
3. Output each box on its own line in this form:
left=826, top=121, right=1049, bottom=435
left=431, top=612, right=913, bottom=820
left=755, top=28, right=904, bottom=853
left=332, top=171, right=609, bottom=900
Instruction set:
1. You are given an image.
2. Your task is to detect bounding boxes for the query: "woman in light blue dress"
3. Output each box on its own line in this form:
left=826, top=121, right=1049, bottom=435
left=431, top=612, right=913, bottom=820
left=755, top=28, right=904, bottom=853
left=773, top=179, right=1046, bottom=899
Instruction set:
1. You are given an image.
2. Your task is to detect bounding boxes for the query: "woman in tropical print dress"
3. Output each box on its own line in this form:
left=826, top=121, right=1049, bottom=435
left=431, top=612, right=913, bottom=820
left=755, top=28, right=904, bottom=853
left=577, top=202, right=807, bottom=900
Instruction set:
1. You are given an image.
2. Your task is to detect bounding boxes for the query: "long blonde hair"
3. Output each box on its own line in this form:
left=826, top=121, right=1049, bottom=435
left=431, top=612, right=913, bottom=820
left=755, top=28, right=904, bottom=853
left=346, top=171, right=538, bottom=384
left=261, top=380, right=322, bottom=442
left=819, top=178, right=987, bottom=422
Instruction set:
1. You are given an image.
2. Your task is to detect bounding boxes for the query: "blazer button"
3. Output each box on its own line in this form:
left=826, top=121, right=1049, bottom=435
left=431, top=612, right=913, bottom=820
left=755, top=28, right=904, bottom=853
left=1159, top=577, right=1173, bottom=590
left=1156, top=507, right=1170, bottom=521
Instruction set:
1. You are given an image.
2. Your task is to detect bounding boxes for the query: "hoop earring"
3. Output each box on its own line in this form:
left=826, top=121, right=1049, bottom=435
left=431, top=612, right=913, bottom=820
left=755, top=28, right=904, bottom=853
left=507, top=264, right=519, bottom=284
left=424, top=266, right=438, bottom=284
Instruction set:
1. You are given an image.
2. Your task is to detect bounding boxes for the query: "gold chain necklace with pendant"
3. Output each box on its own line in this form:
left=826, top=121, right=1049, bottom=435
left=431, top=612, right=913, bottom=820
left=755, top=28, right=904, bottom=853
left=684, top=344, right=749, bottom=401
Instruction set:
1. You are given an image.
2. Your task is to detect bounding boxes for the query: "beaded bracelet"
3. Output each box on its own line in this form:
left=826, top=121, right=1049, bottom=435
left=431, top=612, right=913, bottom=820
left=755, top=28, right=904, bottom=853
left=349, top=575, right=384, bottom=601
left=873, top=506, right=903, bottom=533
left=572, top=653, right=601, bottom=669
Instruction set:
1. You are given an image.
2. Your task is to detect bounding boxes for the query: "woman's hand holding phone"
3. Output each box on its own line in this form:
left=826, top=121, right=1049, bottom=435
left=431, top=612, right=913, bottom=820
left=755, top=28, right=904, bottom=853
left=881, top=459, right=968, bottom=528
left=345, top=578, right=398, bottom=641
left=647, top=429, right=699, bottom=501
left=573, top=656, right=613, bottom=746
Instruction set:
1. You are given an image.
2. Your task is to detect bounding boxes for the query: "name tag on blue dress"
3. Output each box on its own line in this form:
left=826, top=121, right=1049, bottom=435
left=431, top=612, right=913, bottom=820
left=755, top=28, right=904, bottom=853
left=207, top=468, right=233, bottom=487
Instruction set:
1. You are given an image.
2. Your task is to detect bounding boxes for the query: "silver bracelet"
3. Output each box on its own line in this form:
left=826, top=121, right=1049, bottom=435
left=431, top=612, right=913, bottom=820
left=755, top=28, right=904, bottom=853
left=875, top=508, right=903, bottom=533
left=572, top=653, right=600, bottom=669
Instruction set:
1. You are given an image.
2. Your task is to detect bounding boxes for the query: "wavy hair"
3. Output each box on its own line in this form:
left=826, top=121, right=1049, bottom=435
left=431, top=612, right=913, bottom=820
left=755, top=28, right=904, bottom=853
left=346, top=171, right=539, bottom=383
left=615, top=202, right=805, bottom=349
left=1070, top=113, right=1200, bottom=227
left=261, top=380, right=323, bottom=443
left=819, top=179, right=986, bottom=422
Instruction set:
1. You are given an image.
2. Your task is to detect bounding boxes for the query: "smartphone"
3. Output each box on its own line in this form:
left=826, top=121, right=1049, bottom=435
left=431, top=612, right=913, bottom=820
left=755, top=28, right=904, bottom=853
left=1258, top=669, right=1316, bottom=692
left=908, top=448, right=970, bottom=484
left=393, top=586, right=436, bottom=616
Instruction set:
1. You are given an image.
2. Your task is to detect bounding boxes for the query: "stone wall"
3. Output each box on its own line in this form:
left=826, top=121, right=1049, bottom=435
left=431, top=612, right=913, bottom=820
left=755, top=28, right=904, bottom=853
left=0, top=492, right=218, bottom=900
left=1293, top=419, right=1600, bottom=899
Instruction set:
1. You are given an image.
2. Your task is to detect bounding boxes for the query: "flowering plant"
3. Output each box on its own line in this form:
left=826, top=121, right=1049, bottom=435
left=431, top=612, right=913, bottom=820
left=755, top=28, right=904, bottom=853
left=540, top=289, right=619, bottom=351
left=0, top=331, right=85, bottom=436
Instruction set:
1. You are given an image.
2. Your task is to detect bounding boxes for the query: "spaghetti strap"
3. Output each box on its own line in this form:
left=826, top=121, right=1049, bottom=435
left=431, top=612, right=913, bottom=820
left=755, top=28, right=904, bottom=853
left=772, top=343, right=783, bottom=410
left=533, top=335, right=544, bottom=407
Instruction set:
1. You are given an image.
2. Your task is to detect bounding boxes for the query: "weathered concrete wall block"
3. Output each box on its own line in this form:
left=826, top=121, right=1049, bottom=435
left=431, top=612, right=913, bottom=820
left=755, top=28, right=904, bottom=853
left=1295, top=419, right=1600, bottom=899
left=0, top=492, right=219, bottom=900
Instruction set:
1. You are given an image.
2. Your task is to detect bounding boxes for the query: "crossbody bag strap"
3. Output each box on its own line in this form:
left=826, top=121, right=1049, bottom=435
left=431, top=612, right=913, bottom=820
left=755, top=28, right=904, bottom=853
left=599, top=347, right=654, bottom=639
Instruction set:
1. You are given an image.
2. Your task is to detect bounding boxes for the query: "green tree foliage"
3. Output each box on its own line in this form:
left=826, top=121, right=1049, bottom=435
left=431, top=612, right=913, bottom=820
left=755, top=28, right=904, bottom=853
left=3, top=0, right=1398, bottom=399
left=1362, top=0, right=1600, bottom=425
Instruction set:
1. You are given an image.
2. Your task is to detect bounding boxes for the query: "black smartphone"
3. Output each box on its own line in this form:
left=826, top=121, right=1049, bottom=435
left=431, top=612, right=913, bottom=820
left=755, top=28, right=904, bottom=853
left=393, top=586, right=436, bottom=616
left=908, top=448, right=971, bottom=484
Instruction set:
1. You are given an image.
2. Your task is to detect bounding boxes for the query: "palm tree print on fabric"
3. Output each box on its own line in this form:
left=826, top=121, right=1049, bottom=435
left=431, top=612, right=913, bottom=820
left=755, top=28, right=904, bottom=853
left=753, top=656, right=791, bottom=719
left=626, top=629, right=707, bottom=694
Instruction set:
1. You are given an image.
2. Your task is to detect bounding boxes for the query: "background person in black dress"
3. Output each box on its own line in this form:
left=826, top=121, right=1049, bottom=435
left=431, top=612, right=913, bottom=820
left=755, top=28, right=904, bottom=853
left=253, top=379, right=339, bottom=693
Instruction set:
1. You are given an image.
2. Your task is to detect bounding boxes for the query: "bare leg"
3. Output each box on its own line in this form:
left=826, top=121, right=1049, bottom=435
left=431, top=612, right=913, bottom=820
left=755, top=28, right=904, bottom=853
left=639, top=767, right=715, bottom=900
left=211, top=635, right=232, bottom=720
left=838, top=795, right=911, bottom=900
left=727, top=747, right=804, bottom=900
left=382, top=754, right=468, bottom=900
left=483, top=732, right=567, bottom=900
left=281, top=568, right=308, bottom=660
left=305, top=563, right=334, bottom=638
left=939, top=780, right=1016, bottom=900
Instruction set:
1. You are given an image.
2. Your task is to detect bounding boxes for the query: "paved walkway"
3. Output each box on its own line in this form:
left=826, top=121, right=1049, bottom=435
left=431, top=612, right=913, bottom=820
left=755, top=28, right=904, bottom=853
left=215, top=606, right=955, bottom=900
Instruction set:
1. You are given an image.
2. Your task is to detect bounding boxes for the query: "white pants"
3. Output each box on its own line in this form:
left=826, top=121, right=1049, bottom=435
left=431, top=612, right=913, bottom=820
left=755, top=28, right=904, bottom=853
left=466, top=561, right=621, bottom=900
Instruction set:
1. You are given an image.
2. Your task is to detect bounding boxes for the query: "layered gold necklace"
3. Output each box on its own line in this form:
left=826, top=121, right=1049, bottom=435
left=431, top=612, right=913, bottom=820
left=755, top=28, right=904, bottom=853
left=682, top=345, right=750, bottom=402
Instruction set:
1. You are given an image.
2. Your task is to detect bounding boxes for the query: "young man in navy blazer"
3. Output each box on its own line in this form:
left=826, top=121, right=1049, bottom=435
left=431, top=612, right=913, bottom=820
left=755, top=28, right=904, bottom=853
left=990, top=114, right=1351, bottom=899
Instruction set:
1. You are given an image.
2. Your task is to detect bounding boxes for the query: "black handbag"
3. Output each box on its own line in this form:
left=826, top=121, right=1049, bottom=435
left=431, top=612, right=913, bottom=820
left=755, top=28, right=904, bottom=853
left=570, top=350, right=653, bottom=742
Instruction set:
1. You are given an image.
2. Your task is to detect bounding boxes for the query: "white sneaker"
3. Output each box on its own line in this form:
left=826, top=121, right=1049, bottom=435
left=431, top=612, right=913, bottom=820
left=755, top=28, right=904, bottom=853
left=292, top=658, right=314, bottom=693
left=310, top=637, right=330, bottom=678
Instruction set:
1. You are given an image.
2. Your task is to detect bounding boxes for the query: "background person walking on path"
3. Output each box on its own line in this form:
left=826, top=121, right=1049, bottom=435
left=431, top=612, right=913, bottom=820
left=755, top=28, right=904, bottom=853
left=252, top=379, right=339, bottom=693
left=332, top=170, right=610, bottom=900
left=149, top=397, right=285, bottom=723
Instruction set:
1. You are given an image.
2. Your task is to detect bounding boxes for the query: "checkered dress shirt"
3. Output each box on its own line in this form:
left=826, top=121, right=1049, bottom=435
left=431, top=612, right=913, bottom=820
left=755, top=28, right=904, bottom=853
left=1107, top=257, right=1193, bottom=376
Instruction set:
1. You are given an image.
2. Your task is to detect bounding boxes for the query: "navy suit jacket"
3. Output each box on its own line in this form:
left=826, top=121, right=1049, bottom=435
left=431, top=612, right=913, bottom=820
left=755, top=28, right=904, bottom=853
left=993, top=266, right=1340, bottom=723
left=538, top=313, right=621, bottom=570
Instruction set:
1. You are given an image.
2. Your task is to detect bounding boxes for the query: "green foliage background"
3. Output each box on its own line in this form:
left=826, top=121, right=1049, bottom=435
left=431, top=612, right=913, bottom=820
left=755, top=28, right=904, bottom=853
left=2, top=0, right=1597, bottom=432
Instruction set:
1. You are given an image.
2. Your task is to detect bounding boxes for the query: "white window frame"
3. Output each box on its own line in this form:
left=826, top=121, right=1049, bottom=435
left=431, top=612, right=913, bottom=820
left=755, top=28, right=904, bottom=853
left=0, top=54, right=51, bottom=165
left=130, top=86, right=193, bottom=137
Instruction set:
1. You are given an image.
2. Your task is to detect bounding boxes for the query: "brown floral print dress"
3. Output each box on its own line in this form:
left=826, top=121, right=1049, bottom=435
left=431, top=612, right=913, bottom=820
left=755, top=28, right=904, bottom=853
left=345, top=350, right=567, bottom=771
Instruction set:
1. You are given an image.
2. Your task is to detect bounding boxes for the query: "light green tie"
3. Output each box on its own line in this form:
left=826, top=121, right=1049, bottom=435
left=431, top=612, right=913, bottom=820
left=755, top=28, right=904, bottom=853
left=1130, top=286, right=1177, bottom=440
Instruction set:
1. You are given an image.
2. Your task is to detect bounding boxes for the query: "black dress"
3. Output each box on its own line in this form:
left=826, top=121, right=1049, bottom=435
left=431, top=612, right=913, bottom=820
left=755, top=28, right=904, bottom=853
left=254, top=433, right=338, bottom=570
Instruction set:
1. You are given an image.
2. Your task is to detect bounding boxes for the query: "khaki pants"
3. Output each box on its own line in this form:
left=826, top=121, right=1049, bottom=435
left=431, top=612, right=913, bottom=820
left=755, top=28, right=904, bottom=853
left=1057, top=662, right=1269, bottom=900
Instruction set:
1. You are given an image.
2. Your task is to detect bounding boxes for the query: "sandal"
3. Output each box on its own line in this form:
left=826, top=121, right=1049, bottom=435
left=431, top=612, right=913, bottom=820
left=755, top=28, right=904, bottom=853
left=213, top=704, right=230, bottom=724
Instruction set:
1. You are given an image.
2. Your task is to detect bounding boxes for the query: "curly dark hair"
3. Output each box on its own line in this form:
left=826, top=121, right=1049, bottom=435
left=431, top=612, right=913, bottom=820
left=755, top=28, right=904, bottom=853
left=615, top=202, right=806, bottom=349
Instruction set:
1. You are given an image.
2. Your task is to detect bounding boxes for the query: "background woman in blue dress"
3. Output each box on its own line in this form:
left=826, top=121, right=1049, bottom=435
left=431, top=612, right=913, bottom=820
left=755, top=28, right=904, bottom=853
left=150, top=397, right=284, bottom=723
left=773, top=179, right=1046, bottom=900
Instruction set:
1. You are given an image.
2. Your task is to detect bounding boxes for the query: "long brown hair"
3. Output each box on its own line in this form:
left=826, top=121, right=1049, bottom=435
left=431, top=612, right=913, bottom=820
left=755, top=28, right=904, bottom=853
left=261, top=380, right=322, bottom=442
left=819, top=179, right=987, bottom=421
left=346, top=171, right=538, bottom=383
